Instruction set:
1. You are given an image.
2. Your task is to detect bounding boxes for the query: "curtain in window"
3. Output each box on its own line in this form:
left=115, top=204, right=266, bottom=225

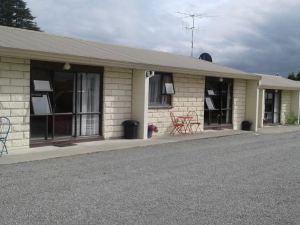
left=73, top=73, right=100, bottom=136
left=149, top=74, right=162, bottom=105
left=149, top=73, right=173, bottom=106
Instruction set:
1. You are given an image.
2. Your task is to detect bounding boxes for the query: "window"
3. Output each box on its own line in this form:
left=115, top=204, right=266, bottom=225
left=33, top=80, right=52, bottom=92
left=205, top=97, right=216, bottom=110
left=149, top=72, right=174, bottom=108
left=30, top=61, right=103, bottom=142
left=31, top=94, right=52, bottom=115
left=204, top=77, right=233, bottom=127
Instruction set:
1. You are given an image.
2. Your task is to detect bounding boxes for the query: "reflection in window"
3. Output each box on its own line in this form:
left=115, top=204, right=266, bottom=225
left=164, top=83, right=175, bottom=94
left=205, top=97, right=216, bottom=110
left=32, top=95, right=51, bottom=115
left=33, top=80, right=52, bottom=92
left=207, top=90, right=215, bottom=96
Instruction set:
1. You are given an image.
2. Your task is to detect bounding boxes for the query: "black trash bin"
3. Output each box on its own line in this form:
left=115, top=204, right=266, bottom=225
left=241, top=121, right=252, bottom=131
left=122, top=120, right=139, bottom=139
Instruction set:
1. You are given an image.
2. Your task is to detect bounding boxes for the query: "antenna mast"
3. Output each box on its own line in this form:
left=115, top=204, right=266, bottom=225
left=177, top=12, right=214, bottom=57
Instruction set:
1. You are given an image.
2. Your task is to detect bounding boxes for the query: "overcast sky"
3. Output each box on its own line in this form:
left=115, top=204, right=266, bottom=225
left=26, top=0, right=300, bottom=75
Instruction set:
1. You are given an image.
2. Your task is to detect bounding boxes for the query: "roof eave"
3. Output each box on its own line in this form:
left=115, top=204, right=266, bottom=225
left=0, top=46, right=260, bottom=80
left=259, top=85, right=300, bottom=91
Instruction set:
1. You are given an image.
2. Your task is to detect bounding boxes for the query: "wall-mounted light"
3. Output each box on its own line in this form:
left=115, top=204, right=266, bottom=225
left=63, top=62, right=71, bottom=70
left=145, top=71, right=155, bottom=78
left=219, top=77, right=223, bottom=82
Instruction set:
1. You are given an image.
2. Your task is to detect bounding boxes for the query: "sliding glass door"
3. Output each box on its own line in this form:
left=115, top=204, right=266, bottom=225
left=264, top=90, right=281, bottom=124
left=74, top=73, right=100, bottom=136
left=30, top=61, right=103, bottom=144
left=204, top=77, right=233, bottom=129
left=54, top=72, right=74, bottom=138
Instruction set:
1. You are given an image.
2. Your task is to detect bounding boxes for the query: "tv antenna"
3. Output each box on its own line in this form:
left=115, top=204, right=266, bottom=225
left=177, top=12, right=215, bottom=57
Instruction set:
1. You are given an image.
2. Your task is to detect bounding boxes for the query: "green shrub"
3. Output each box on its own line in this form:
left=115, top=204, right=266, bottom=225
left=286, top=114, right=298, bottom=125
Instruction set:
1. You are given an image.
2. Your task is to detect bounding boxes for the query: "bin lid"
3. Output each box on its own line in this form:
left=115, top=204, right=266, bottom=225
left=122, top=120, right=139, bottom=126
left=242, top=120, right=252, bottom=125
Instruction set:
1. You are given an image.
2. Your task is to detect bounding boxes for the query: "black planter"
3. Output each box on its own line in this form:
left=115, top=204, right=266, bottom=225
left=147, top=129, right=153, bottom=139
left=241, top=121, right=252, bottom=131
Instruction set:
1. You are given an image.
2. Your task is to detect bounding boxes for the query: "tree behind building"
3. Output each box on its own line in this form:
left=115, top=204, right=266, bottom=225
left=0, top=0, right=41, bottom=31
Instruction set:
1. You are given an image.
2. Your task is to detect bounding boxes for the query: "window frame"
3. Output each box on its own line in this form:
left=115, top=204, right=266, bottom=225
left=30, top=60, right=104, bottom=142
left=148, top=72, right=174, bottom=109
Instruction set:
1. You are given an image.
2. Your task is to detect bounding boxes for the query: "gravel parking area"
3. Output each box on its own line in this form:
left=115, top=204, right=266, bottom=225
left=0, top=131, right=300, bottom=225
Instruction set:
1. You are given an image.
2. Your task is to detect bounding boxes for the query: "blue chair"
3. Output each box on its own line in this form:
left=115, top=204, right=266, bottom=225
left=0, top=117, right=11, bottom=156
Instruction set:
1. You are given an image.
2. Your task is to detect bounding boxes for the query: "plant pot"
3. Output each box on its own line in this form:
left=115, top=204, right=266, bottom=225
left=147, top=129, right=153, bottom=139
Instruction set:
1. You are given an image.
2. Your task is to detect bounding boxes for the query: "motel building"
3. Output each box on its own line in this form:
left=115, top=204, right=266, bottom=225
left=257, top=74, right=300, bottom=128
left=0, top=25, right=299, bottom=152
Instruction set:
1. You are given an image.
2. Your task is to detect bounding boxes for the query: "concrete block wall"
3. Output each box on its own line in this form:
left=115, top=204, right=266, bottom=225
left=281, top=90, right=292, bottom=124
left=245, top=80, right=259, bottom=131
left=0, top=56, right=30, bottom=150
left=257, top=89, right=265, bottom=128
left=102, top=67, right=132, bottom=139
left=233, top=79, right=246, bottom=130
left=148, top=73, right=205, bottom=136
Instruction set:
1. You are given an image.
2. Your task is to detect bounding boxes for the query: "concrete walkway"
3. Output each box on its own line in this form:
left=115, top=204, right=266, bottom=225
left=258, top=124, right=300, bottom=134
left=1, top=124, right=299, bottom=165
left=0, top=130, right=248, bottom=165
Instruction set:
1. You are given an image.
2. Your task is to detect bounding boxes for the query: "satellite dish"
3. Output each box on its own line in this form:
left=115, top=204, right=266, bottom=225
left=199, top=53, right=213, bottom=62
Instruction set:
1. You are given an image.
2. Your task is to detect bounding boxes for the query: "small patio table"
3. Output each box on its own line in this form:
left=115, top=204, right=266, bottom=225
left=176, top=116, right=193, bottom=134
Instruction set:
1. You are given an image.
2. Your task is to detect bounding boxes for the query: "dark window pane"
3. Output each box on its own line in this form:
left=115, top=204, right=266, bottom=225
left=149, top=72, right=173, bottom=106
left=55, top=115, right=72, bottom=137
left=30, top=116, right=53, bottom=140
left=149, top=74, right=162, bottom=105
left=54, top=72, right=74, bottom=113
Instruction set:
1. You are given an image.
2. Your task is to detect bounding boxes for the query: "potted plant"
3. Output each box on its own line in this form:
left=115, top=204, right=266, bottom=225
left=148, top=124, right=158, bottom=138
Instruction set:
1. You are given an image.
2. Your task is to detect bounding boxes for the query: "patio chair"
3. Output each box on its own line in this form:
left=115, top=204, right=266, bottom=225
left=170, top=112, right=184, bottom=135
left=0, top=117, right=11, bottom=156
left=187, top=111, right=202, bottom=133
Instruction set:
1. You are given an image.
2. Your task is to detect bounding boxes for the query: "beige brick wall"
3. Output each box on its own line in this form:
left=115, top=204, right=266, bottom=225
left=233, top=79, right=246, bottom=130
left=148, top=73, right=205, bottom=136
left=0, top=56, right=30, bottom=150
left=281, top=90, right=292, bottom=124
left=102, top=67, right=132, bottom=139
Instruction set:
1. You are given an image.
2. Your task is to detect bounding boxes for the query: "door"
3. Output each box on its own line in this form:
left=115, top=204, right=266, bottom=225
left=30, top=61, right=103, bottom=144
left=264, top=90, right=281, bottom=124
left=74, top=73, right=101, bottom=137
left=204, top=77, right=233, bottom=129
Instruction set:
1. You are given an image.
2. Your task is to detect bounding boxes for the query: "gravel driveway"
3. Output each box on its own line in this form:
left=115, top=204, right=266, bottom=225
left=0, top=132, right=300, bottom=225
